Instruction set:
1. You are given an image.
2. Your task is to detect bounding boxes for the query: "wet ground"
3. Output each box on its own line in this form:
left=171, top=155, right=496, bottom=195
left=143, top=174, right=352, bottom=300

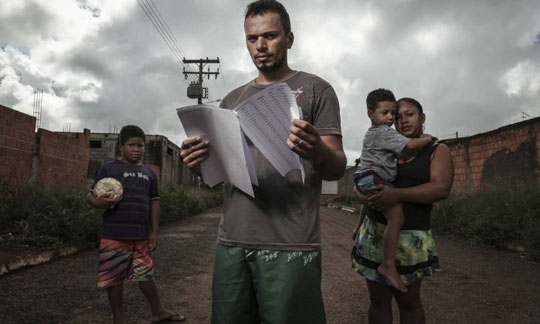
left=1, top=206, right=539, bottom=323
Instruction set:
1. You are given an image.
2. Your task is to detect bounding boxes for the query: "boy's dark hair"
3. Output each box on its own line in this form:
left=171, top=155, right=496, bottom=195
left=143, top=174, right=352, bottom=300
left=366, top=88, right=396, bottom=111
left=397, top=97, right=424, bottom=115
left=245, top=0, right=291, bottom=35
left=119, top=125, right=145, bottom=145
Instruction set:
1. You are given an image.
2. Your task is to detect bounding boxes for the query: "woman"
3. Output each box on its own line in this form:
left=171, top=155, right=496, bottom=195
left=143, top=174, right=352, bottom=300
left=351, top=97, right=454, bottom=324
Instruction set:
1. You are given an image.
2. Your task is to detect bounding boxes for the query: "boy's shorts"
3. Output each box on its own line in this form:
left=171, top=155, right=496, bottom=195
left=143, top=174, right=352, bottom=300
left=354, top=170, right=394, bottom=194
left=97, top=238, right=155, bottom=288
left=211, top=244, right=326, bottom=324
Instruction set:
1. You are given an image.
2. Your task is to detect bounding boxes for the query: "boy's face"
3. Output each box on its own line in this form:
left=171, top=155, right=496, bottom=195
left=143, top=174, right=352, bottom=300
left=368, top=101, right=397, bottom=127
left=120, top=137, right=144, bottom=164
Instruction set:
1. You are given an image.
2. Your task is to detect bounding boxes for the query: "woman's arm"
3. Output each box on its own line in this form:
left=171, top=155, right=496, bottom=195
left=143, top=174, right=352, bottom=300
left=368, top=144, right=454, bottom=210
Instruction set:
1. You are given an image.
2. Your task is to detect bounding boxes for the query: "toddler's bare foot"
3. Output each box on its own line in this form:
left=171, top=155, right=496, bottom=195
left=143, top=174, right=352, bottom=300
left=378, top=264, right=407, bottom=292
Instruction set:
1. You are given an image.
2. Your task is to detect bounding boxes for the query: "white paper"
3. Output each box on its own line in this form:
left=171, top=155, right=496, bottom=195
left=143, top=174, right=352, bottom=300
left=176, top=105, right=257, bottom=197
left=234, top=82, right=305, bottom=182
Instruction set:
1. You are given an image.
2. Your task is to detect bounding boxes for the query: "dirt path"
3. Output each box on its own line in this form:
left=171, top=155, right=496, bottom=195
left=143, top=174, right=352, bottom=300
left=1, top=206, right=539, bottom=323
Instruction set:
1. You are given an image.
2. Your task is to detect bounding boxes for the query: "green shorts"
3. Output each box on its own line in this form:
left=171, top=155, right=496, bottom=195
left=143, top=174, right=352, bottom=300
left=211, top=244, right=326, bottom=324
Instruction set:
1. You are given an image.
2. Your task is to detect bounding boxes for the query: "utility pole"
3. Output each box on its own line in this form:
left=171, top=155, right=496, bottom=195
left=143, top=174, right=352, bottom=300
left=182, top=57, right=220, bottom=104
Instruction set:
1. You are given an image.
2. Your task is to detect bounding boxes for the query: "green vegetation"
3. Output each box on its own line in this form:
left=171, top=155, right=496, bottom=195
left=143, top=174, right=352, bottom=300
left=432, top=184, right=540, bottom=259
left=0, top=183, right=222, bottom=251
left=325, top=185, right=540, bottom=259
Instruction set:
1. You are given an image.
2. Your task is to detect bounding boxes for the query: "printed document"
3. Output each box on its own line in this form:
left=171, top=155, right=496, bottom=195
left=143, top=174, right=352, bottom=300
left=176, top=82, right=304, bottom=198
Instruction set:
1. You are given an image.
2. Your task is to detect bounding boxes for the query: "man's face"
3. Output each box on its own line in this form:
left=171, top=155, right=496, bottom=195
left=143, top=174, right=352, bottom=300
left=244, top=12, right=292, bottom=73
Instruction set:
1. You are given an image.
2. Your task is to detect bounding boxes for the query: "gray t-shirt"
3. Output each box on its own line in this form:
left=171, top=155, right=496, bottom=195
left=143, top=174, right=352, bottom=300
left=357, top=125, right=410, bottom=181
left=218, top=71, right=341, bottom=251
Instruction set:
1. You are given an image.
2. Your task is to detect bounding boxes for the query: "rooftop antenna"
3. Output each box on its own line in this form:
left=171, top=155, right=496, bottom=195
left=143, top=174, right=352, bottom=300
left=33, top=88, right=43, bottom=131
left=522, top=112, right=530, bottom=121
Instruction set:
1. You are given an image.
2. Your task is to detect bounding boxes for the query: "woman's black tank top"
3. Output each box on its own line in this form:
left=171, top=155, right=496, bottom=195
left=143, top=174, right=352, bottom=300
left=366, top=143, right=438, bottom=230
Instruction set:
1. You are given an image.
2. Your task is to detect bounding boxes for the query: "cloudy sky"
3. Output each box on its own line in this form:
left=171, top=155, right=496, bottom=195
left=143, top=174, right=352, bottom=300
left=1, top=0, right=539, bottom=163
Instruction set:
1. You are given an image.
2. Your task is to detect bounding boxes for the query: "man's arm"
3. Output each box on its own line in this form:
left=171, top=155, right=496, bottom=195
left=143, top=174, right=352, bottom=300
left=287, top=119, right=346, bottom=181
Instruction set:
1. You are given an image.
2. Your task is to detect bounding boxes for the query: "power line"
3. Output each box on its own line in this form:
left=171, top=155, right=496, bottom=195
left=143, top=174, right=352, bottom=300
left=137, top=0, right=198, bottom=83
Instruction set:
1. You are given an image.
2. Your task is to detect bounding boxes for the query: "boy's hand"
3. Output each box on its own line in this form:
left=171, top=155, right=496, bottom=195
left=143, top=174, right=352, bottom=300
left=88, top=192, right=122, bottom=209
left=148, top=232, right=158, bottom=252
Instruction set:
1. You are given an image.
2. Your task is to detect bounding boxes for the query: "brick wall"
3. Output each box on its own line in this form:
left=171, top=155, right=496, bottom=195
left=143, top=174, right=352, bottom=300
left=335, top=117, right=540, bottom=197
left=36, top=129, right=90, bottom=188
left=35, top=129, right=91, bottom=189
left=0, top=105, right=91, bottom=190
left=0, top=105, right=36, bottom=188
left=444, top=117, right=540, bottom=191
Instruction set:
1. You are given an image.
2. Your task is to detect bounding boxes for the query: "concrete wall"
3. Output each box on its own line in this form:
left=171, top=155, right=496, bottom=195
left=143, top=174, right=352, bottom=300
left=336, top=166, right=357, bottom=199
left=0, top=105, right=36, bottom=188
left=87, top=133, right=193, bottom=186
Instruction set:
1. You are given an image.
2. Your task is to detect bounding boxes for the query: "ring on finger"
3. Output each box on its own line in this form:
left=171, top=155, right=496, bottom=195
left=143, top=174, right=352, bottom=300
left=296, top=139, right=303, bottom=146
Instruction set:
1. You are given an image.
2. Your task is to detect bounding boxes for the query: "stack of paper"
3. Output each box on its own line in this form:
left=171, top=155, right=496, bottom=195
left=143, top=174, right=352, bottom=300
left=176, top=82, right=304, bottom=197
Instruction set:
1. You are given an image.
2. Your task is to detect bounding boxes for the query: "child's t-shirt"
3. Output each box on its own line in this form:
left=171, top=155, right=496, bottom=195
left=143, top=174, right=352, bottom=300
left=92, top=160, right=159, bottom=240
left=356, top=125, right=410, bottom=181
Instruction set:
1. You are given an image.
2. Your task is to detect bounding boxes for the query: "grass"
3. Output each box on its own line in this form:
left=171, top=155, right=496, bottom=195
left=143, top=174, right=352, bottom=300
left=325, top=185, right=540, bottom=259
left=432, top=184, right=540, bottom=258
left=0, top=182, right=223, bottom=251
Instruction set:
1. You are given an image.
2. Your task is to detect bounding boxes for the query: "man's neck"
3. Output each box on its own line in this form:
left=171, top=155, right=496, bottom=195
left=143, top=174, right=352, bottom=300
left=255, top=66, right=294, bottom=85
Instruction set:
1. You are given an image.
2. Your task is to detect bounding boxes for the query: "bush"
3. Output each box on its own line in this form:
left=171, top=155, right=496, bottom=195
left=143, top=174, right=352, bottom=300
left=159, top=184, right=223, bottom=224
left=0, top=184, right=100, bottom=250
left=432, top=183, right=540, bottom=258
left=0, top=183, right=223, bottom=251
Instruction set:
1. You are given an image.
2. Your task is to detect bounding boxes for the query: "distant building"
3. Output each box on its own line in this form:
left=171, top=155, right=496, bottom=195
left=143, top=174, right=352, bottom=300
left=84, top=132, right=194, bottom=186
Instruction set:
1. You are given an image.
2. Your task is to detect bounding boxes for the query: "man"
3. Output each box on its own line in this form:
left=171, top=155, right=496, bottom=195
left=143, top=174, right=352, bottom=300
left=180, top=1, right=346, bottom=323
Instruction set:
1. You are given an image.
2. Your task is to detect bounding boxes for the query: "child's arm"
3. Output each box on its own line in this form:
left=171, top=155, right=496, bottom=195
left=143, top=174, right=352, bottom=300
left=400, top=134, right=433, bottom=158
left=148, top=199, right=159, bottom=251
left=352, top=204, right=367, bottom=240
left=87, top=192, right=120, bottom=209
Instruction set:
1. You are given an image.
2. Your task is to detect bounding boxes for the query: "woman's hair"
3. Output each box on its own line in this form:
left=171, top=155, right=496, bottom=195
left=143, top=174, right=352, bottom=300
left=245, top=0, right=291, bottom=35
left=119, top=125, right=145, bottom=145
left=397, top=97, right=423, bottom=115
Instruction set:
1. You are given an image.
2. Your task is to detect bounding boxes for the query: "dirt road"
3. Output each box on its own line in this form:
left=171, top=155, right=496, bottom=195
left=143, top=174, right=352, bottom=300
left=1, top=206, right=539, bottom=323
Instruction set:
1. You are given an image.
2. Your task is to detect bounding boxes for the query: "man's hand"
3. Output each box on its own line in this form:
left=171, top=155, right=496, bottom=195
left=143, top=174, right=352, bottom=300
left=148, top=232, right=158, bottom=252
left=180, top=136, right=210, bottom=175
left=287, top=119, right=322, bottom=162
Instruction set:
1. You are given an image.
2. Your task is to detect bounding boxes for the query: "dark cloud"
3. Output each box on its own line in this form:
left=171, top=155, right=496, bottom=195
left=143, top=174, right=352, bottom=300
left=1, top=0, right=539, bottom=162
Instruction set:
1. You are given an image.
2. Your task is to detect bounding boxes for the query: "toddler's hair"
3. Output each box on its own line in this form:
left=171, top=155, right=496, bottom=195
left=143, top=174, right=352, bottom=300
left=366, top=88, right=396, bottom=110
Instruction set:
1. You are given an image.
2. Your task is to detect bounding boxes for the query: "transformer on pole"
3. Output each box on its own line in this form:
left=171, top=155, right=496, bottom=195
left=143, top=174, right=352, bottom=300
left=182, top=57, right=220, bottom=104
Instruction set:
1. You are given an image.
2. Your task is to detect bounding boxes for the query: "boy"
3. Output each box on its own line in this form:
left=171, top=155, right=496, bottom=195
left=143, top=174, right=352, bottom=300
left=87, top=125, right=185, bottom=324
left=353, top=89, right=433, bottom=292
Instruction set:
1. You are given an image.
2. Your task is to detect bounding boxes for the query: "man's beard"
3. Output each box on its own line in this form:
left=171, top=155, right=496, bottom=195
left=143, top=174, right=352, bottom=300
left=256, top=54, right=285, bottom=73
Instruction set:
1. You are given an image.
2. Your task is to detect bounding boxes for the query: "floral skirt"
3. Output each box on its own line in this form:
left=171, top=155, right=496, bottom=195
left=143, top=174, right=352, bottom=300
left=351, top=217, right=441, bottom=286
